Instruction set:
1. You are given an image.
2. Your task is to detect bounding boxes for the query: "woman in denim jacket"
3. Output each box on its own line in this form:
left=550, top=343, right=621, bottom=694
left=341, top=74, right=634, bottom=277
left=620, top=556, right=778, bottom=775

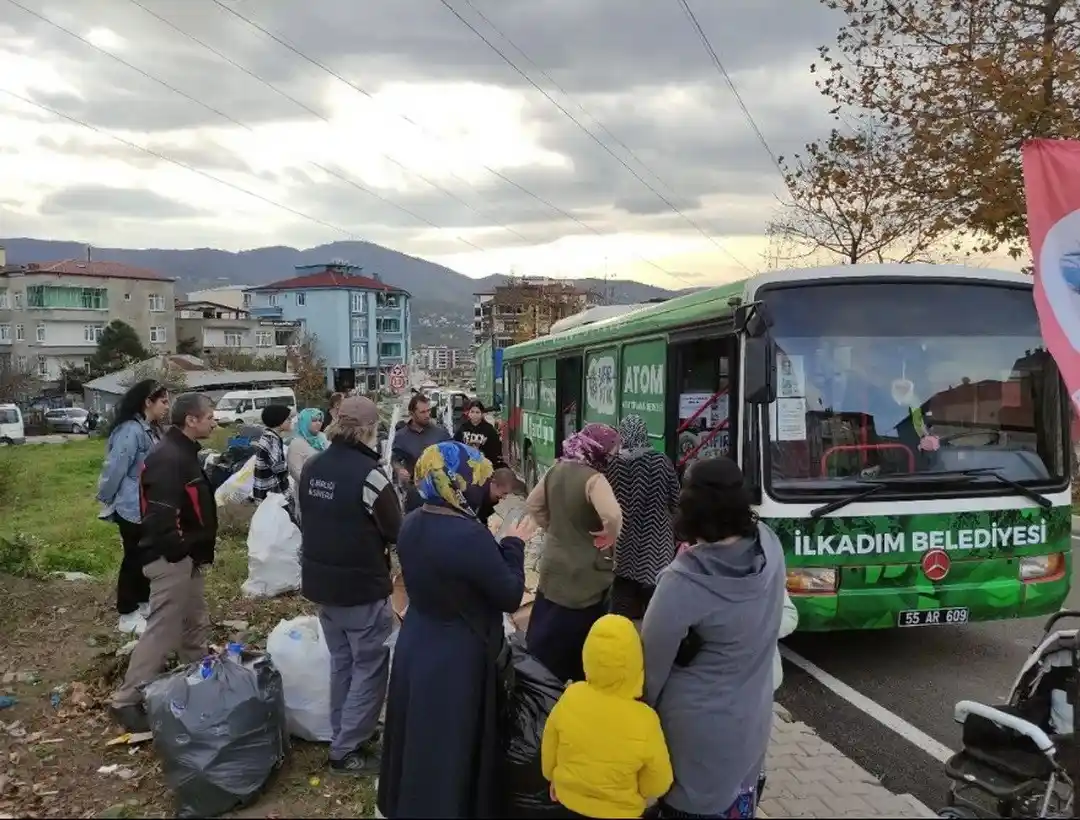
left=96, top=380, right=169, bottom=635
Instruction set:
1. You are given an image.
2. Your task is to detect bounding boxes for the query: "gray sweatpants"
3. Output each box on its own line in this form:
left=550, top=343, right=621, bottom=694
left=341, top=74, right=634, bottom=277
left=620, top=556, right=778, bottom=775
left=318, top=598, right=394, bottom=761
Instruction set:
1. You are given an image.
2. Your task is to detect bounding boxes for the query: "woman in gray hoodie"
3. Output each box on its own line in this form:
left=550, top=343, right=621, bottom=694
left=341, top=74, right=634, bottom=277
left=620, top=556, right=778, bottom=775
left=641, top=457, right=785, bottom=819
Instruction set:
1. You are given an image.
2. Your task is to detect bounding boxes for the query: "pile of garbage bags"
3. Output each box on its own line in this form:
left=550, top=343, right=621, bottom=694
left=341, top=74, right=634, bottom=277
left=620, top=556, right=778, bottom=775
left=241, top=493, right=301, bottom=598
left=501, top=637, right=566, bottom=817
left=144, top=651, right=288, bottom=818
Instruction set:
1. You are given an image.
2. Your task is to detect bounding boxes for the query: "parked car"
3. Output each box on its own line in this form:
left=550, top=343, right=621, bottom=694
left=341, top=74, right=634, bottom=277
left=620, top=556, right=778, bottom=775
left=44, top=407, right=91, bottom=434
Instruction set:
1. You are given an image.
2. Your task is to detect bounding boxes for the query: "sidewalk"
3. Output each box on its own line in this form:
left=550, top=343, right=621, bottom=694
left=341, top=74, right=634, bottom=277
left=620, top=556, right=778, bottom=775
left=759, top=705, right=937, bottom=819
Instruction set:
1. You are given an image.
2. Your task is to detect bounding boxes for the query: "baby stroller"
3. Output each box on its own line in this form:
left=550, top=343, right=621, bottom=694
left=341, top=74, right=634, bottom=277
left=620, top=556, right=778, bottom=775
left=941, top=610, right=1080, bottom=818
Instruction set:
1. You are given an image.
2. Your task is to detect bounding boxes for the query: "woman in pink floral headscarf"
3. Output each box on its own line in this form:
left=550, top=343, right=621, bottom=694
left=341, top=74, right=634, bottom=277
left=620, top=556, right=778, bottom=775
left=524, top=423, right=622, bottom=682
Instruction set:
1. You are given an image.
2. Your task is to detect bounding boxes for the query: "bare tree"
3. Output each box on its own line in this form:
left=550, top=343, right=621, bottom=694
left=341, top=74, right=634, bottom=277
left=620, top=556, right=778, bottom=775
left=287, top=333, right=328, bottom=407
left=769, top=126, right=952, bottom=265
left=0, top=366, right=39, bottom=405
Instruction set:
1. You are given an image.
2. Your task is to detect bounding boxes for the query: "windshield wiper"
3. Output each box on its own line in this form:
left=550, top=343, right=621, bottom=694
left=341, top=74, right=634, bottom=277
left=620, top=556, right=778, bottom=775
left=810, top=482, right=888, bottom=519
left=809, top=468, right=1052, bottom=519
left=956, top=468, right=1053, bottom=509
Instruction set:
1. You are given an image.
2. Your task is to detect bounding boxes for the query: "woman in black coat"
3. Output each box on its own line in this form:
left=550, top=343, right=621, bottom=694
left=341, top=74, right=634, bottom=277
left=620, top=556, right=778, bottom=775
left=377, top=441, right=536, bottom=818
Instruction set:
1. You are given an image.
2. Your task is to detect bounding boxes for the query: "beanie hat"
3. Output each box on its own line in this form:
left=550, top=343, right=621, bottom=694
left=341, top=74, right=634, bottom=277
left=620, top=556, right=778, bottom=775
left=261, top=403, right=291, bottom=429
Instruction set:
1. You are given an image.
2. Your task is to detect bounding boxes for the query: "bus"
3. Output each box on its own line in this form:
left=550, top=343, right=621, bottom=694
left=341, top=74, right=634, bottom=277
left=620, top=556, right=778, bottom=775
left=500, top=264, right=1072, bottom=631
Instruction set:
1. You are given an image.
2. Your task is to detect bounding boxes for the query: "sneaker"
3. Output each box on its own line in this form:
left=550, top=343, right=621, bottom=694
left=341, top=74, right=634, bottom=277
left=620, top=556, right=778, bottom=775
left=117, top=612, right=147, bottom=636
left=137, top=602, right=151, bottom=618
left=329, top=751, right=377, bottom=777
left=109, top=703, right=150, bottom=733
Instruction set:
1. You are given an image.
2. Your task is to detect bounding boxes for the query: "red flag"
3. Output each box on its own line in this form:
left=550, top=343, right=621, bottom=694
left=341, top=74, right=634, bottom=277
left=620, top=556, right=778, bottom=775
left=1022, top=139, right=1080, bottom=412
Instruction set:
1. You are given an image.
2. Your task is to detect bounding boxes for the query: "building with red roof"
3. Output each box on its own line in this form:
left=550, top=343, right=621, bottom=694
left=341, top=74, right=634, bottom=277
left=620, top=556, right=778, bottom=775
left=245, top=262, right=410, bottom=392
left=0, top=246, right=176, bottom=384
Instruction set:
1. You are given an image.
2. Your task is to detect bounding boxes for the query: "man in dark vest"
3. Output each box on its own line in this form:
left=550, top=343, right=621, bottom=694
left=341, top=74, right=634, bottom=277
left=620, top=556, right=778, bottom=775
left=298, top=395, right=402, bottom=776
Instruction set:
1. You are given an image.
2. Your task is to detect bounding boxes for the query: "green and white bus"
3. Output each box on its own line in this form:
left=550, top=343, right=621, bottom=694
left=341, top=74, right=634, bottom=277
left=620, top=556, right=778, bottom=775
left=501, top=264, right=1072, bottom=631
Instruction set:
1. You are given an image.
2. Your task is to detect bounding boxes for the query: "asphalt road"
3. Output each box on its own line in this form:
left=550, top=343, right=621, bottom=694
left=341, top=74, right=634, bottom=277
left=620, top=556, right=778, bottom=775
left=777, top=531, right=1080, bottom=812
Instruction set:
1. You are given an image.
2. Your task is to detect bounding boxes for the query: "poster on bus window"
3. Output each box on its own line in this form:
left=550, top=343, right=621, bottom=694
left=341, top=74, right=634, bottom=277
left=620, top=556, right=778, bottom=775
left=1022, top=138, right=1080, bottom=412
left=677, top=391, right=729, bottom=463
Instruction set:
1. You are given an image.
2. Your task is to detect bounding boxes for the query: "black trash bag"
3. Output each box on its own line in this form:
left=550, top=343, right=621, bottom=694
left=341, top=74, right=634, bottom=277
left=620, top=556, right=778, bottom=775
left=501, top=637, right=566, bottom=818
left=144, top=653, right=289, bottom=818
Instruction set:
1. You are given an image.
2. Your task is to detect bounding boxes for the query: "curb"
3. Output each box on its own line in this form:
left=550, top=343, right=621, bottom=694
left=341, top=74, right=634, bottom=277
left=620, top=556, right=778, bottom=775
left=899, top=793, right=939, bottom=818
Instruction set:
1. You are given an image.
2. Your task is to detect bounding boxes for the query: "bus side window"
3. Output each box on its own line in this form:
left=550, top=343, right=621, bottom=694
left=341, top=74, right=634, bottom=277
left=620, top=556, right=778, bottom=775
left=671, top=336, right=737, bottom=472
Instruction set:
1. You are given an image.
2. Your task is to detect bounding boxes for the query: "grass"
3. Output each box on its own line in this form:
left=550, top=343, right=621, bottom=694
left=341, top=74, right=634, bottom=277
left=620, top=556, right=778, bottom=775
left=0, top=439, right=121, bottom=576
left=0, top=429, right=252, bottom=578
left=0, top=434, right=378, bottom=817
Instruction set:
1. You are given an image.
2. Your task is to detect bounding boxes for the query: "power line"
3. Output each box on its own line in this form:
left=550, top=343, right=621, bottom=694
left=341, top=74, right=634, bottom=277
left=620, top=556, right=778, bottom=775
left=437, top=0, right=755, bottom=275
left=126, top=0, right=539, bottom=249
left=457, top=0, right=678, bottom=201
left=206, top=0, right=686, bottom=282
left=0, top=87, right=364, bottom=240
left=456, top=0, right=769, bottom=281
left=5, top=0, right=490, bottom=253
left=675, top=0, right=786, bottom=180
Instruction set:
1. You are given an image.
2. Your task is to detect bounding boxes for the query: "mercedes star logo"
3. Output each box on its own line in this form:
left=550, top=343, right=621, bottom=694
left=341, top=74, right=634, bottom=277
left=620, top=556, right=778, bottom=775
left=921, top=549, right=951, bottom=582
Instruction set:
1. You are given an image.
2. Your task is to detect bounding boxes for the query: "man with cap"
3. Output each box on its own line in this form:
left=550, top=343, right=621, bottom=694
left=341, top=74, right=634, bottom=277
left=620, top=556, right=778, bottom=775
left=252, top=403, right=292, bottom=501
left=298, top=395, right=402, bottom=776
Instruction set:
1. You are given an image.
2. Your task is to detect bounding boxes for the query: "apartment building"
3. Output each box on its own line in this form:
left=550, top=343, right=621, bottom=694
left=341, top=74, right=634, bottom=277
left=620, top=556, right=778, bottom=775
left=0, top=249, right=176, bottom=382
left=175, top=299, right=299, bottom=358
left=185, top=284, right=254, bottom=311
left=245, top=263, right=410, bottom=392
left=416, top=344, right=464, bottom=373
left=473, top=277, right=592, bottom=348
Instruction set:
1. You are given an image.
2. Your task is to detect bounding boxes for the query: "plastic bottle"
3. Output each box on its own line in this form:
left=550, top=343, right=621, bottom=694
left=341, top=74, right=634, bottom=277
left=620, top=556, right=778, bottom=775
left=226, top=642, right=244, bottom=664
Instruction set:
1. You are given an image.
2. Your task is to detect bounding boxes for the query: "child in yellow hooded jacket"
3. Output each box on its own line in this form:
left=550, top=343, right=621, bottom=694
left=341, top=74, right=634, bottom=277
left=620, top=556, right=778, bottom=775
left=541, top=614, right=673, bottom=819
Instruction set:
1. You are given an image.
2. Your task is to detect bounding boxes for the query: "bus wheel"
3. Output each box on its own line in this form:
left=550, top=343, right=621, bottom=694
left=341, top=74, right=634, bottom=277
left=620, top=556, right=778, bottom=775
left=525, top=448, right=538, bottom=491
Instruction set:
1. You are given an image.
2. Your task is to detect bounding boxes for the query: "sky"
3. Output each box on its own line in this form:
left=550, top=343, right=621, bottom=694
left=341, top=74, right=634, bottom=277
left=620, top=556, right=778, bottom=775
left=0, top=0, right=902, bottom=289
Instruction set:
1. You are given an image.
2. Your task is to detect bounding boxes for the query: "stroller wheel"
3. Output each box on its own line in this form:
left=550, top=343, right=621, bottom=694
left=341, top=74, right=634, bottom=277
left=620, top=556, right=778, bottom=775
left=938, top=809, right=978, bottom=819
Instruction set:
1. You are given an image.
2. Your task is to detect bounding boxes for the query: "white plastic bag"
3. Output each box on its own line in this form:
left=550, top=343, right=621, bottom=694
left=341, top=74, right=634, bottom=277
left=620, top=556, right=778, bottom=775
left=266, top=616, right=332, bottom=742
left=215, top=455, right=256, bottom=506
left=241, top=493, right=301, bottom=598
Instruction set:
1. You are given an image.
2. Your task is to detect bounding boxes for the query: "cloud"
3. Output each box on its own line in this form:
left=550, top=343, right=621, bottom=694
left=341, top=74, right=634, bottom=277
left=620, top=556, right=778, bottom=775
left=39, top=185, right=205, bottom=218
left=0, top=0, right=847, bottom=281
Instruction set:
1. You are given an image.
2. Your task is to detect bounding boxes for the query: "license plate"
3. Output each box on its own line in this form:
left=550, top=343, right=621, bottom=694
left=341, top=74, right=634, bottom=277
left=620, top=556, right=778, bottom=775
left=897, top=607, right=969, bottom=627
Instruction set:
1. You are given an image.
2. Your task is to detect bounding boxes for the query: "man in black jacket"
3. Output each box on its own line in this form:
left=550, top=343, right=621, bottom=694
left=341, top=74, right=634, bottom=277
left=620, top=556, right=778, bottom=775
left=299, top=395, right=402, bottom=776
left=391, top=393, right=450, bottom=513
left=110, top=392, right=219, bottom=732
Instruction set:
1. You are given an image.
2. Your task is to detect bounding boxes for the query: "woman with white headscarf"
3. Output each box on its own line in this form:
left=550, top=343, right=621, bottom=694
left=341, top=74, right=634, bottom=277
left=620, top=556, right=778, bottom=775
left=605, top=414, right=681, bottom=620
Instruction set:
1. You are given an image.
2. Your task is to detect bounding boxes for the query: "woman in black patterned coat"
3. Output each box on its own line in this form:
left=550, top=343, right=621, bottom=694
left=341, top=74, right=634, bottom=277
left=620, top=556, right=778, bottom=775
left=605, top=414, right=681, bottom=620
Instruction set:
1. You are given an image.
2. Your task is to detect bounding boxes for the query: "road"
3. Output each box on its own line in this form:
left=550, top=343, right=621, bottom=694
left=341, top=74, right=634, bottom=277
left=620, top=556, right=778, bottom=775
left=777, top=527, right=1080, bottom=812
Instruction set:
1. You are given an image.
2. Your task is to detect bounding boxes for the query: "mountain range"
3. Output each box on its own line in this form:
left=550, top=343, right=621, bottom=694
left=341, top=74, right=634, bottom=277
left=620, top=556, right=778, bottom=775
left=0, top=237, right=679, bottom=347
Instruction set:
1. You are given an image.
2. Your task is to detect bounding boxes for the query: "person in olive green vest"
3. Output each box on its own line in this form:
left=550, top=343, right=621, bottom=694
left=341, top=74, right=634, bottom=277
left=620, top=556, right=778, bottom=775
left=525, top=423, right=623, bottom=683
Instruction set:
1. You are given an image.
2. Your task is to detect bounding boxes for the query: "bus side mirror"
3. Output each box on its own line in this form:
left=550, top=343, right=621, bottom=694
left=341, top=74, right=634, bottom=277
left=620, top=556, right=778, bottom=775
left=744, top=335, right=776, bottom=405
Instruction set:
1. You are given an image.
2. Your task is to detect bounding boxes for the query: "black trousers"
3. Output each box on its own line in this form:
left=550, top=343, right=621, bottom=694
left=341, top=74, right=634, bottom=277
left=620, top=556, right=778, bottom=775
left=609, top=575, right=656, bottom=621
left=116, top=518, right=150, bottom=615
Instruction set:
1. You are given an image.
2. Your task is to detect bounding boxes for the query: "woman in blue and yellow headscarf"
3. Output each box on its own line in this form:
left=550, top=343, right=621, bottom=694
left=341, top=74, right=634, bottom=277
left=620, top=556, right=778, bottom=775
left=378, top=440, right=538, bottom=819
left=414, top=439, right=493, bottom=516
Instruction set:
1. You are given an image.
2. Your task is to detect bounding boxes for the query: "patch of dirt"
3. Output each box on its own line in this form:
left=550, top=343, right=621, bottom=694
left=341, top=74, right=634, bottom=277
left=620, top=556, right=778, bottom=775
left=0, top=574, right=375, bottom=819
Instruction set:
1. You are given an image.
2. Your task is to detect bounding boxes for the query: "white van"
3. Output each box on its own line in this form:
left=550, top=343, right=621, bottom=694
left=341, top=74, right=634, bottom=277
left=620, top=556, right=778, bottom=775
left=0, top=403, right=25, bottom=444
left=213, top=388, right=297, bottom=426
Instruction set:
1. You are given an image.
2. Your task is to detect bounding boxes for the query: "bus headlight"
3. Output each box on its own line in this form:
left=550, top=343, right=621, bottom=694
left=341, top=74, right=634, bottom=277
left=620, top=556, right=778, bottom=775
left=787, top=568, right=837, bottom=594
left=1020, top=553, right=1065, bottom=582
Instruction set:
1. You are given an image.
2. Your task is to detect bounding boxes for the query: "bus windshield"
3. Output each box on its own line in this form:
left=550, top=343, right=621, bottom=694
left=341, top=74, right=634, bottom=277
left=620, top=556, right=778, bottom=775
left=762, top=280, right=1068, bottom=495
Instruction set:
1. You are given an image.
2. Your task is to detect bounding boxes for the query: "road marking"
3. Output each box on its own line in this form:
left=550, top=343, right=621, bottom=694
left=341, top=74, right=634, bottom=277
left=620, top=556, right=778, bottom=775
left=780, top=645, right=956, bottom=765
